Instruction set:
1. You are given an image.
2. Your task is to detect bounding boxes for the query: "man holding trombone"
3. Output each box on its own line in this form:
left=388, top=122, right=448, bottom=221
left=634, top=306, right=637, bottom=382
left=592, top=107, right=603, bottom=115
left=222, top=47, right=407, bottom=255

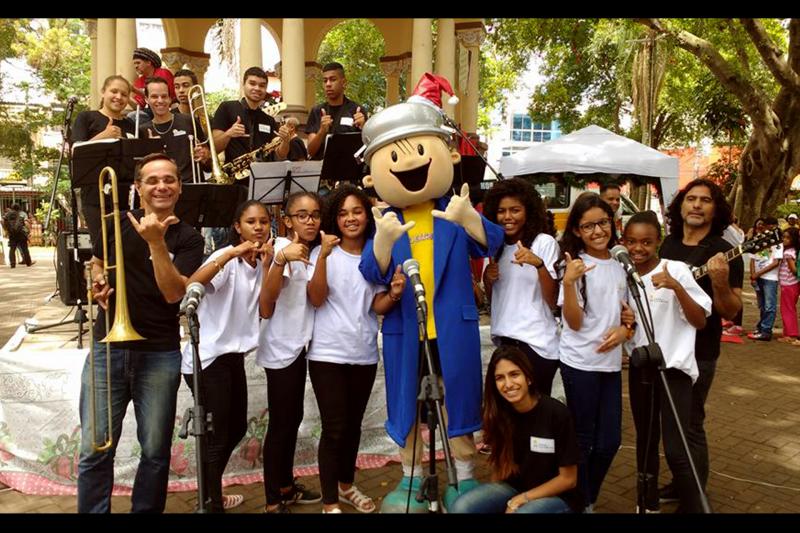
left=77, top=153, right=204, bottom=513
left=140, top=76, right=211, bottom=183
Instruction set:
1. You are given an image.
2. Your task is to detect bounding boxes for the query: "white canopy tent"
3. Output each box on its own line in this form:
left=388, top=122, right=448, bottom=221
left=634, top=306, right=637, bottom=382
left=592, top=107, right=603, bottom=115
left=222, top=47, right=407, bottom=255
left=499, top=125, right=681, bottom=204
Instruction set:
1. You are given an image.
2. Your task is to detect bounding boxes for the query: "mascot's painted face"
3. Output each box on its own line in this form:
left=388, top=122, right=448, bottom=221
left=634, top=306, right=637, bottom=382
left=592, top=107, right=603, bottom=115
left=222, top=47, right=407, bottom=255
left=363, top=134, right=461, bottom=209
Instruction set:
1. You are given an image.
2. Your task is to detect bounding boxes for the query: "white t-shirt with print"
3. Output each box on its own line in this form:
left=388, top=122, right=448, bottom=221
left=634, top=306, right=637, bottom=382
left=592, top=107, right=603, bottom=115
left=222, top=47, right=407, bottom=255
left=625, top=259, right=712, bottom=383
left=307, top=245, right=385, bottom=365
left=255, top=237, right=315, bottom=369
left=558, top=252, right=627, bottom=372
left=490, top=234, right=560, bottom=360
left=181, top=246, right=264, bottom=374
left=753, top=244, right=783, bottom=282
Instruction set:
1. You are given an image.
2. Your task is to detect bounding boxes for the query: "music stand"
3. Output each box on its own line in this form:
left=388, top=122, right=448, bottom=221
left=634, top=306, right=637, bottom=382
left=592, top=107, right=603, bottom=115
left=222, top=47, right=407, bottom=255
left=175, top=184, right=248, bottom=231
left=249, top=161, right=322, bottom=206
left=320, top=132, right=365, bottom=184
left=453, top=155, right=487, bottom=191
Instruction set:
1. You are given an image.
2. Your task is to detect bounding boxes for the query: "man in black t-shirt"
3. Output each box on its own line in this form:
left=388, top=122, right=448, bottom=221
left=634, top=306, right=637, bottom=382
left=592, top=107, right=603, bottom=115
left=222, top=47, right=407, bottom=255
left=210, top=66, right=290, bottom=177
left=140, top=76, right=210, bottom=183
left=658, top=178, right=743, bottom=511
left=77, top=153, right=204, bottom=513
left=305, top=62, right=367, bottom=160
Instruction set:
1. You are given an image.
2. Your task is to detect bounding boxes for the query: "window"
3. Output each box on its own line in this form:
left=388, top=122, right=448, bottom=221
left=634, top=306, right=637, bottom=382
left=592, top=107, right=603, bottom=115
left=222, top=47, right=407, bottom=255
left=511, top=115, right=558, bottom=145
left=531, top=179, right=570, bottom=209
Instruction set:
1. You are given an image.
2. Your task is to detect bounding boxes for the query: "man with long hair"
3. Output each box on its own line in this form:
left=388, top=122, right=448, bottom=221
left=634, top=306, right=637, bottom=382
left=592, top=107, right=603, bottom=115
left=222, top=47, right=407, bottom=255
left=657, top=178, right=743, bottom=511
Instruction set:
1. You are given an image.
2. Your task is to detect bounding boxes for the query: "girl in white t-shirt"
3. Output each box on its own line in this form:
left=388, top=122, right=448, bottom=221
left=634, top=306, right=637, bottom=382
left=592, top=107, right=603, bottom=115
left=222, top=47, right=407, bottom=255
left=482, top=178, right=561, bottom=395
left=181, top=199, right=274, bottom=513
left=257, top=191, right=321, bottom=513
left=557, top=191, right=629, bottom=512
left=622, top=211, right=711, bottom=513
left=307, top=185, right=405, bottom=514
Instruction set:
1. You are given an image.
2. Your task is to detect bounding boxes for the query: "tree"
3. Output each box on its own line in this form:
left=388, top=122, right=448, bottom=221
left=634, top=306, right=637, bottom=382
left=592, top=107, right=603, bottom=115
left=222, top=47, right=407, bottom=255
left=0, top=19, right=89, bottom=189
left=637, top=18, right=794, bottom=225
left=316, top=20, right=386, bottom=114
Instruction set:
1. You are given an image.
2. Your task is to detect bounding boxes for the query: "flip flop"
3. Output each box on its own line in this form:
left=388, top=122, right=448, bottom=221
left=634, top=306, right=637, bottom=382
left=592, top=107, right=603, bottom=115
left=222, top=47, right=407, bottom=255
left=223, top=494, right=244, bottom=510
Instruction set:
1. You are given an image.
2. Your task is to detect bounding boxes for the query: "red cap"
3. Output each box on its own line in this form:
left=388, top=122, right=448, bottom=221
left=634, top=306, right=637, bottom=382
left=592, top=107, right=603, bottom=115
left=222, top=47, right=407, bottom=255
left=408, top=72, right=459, bottom=108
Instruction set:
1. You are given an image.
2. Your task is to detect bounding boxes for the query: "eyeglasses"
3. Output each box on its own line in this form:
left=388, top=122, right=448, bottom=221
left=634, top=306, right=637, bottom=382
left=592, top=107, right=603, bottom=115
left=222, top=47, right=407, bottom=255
left=579, top=218, right=612, bottom=234
left=288, top=211, right=321, bottom=223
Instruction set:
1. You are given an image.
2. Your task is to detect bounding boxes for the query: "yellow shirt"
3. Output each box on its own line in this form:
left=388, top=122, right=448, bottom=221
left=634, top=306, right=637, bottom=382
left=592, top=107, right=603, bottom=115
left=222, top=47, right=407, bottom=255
left=403, top=201, right=437, bottom=339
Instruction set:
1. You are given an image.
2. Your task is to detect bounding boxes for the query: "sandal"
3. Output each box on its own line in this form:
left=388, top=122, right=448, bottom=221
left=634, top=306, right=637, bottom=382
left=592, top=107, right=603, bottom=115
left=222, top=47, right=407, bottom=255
left=223, top=494, right=244, bottom=510
left=338, top=485, right=376, bottom=513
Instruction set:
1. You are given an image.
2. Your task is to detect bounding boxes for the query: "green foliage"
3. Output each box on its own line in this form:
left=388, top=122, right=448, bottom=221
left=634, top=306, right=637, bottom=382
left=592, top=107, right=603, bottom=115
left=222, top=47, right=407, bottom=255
left=316, top=19, right=386, bottom=113
left=205, top=87, right=239, bottom=117
left=776, top=203, right=800, bottom=219
left=478, top=46, right=520, bottom=132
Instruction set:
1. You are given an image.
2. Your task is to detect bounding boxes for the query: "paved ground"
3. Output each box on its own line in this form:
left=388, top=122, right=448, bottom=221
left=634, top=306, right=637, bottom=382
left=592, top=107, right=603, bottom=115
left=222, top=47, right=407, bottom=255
left=1, top=247, right=799, bottom=514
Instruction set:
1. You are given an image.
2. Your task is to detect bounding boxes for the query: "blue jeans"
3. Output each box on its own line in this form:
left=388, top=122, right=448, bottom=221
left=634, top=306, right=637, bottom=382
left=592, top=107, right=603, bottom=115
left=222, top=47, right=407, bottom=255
left=77, top=342, right=181, bottom=513
left=449, top=481, right=573, bottom=513
left=559, top=364, right=621, bottom=505
left=756, top=278, right=778, bottom=335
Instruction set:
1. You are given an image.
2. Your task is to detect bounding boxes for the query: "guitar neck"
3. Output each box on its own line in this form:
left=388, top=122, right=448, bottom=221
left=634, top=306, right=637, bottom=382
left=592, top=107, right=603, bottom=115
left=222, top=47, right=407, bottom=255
left=692, top=245, right=743, bottom=280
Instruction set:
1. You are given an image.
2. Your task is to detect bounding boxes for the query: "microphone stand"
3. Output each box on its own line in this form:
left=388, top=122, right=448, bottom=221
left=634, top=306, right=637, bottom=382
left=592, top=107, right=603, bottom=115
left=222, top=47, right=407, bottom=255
left=440, top=113, right=504, bottom=181
left=44, top=99, right=76, bottom=232
left=177, top=307, right=212, bottom=513
left=411, top=296, right=457, bottom=513
left=625, top=274, right=711, bottom=514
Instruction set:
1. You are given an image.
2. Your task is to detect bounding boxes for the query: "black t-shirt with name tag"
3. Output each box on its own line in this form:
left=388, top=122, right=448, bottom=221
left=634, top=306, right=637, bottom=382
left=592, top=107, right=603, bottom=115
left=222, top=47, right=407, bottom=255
left=304, top=96, right=366, bottom=160
left=659, top=233, right=744, bottom=361
left=211, top=99, right=279, bottom=163
left=92, top=209, right=204, bottom=351
left=140, top=113, right=204, bottom=183
left=507, top=395, right=584, bottom=512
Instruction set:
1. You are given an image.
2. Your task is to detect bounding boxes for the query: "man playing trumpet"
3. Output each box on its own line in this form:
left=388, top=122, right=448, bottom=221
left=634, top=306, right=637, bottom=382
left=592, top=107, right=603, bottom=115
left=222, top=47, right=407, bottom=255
left=77, top=154, right=204, bottom=513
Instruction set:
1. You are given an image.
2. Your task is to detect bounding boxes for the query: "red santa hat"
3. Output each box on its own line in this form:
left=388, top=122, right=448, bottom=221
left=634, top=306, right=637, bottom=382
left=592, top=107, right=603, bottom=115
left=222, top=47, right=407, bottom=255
left=407, top=72, right=459, bottom=108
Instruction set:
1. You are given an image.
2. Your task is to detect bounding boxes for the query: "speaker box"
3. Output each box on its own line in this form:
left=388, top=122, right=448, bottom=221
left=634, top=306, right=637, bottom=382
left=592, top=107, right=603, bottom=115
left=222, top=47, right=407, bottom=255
left=57, top=231, right=93, bottom=306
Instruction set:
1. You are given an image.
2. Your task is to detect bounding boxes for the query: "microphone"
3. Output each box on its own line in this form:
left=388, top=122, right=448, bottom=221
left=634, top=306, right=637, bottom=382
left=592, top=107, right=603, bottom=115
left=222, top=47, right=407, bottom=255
left=180, top=282, right=206, bottom=315
left=402, top=258, right=426, bottom=309
left=67, top=95, right=79, bottom=106
left=611, top=245, right=644, bottom=287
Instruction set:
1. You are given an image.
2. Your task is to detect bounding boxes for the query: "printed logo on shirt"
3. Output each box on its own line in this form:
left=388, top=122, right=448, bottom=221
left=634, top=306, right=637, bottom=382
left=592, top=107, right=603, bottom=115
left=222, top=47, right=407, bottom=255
left=258, top=123, right=271, bottom=134
left=340, top=116, right=354, bottom=127
left=173, top=129, right=186, bottom=137
left=530, top=436, right=555, bottom=454
left=410, top=232, right=433, bottom=244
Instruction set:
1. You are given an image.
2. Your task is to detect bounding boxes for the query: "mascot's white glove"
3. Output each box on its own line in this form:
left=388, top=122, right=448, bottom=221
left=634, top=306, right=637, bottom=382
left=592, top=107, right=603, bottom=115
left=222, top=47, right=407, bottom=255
left=431, top=183, right=487, bottom=247
left=372, top=206, right=416, bottom=275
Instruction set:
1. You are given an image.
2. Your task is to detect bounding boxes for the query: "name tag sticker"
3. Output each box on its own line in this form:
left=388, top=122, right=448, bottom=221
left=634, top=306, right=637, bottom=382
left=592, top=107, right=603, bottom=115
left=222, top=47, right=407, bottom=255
left=530, top=437, right=555, bottom=454
left=173, top=129, right=186, bottom=137
left=340, top=116, right=354, bottom=127
left=258, top=123, right=271, bottom=133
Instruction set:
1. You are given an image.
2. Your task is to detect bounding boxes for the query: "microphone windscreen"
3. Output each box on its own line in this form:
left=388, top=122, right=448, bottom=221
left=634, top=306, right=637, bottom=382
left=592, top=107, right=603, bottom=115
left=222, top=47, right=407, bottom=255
left=402, top=258, right=420, bottom=277
left=610, top=245, right=629, bottom=261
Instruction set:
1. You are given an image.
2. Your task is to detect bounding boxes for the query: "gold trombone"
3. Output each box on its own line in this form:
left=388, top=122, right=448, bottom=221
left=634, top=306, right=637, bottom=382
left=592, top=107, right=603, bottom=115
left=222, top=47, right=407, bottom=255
left=86, top=166, right=145, bottom=452
left=188, top=84, right=228, bottom=184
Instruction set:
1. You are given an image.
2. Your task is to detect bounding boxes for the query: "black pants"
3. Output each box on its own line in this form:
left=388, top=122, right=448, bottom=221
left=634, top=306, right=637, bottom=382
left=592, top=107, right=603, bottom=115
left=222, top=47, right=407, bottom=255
left=629, top=365, right=702, bottom=512
left=8, top=236, right=32, bottom=267
left=263, top=351, right=307, bottom=505
left=183, top=353, right=248, bottom=513
left=496, top=337, right=559, bottom=396
left=689, top=359, right=717, bottom=490
left=309, top=360, right=377, bottom=505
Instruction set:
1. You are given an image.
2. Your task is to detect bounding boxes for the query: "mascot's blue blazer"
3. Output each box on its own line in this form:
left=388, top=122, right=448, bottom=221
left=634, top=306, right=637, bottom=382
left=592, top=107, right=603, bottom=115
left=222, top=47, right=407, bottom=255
left=360, top=195, right=503, bottom=446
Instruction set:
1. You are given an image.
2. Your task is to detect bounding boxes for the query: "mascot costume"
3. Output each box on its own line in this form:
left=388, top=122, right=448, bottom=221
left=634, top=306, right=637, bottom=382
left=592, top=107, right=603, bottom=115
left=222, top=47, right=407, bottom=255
left=358, top=73, right=503, bottom=512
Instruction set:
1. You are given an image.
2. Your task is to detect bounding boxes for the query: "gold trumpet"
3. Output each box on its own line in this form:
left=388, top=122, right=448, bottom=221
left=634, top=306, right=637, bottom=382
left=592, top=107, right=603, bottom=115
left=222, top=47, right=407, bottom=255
left=188, top=84, right=228, bottom=184
left=86, top=166, right=145, bottom=452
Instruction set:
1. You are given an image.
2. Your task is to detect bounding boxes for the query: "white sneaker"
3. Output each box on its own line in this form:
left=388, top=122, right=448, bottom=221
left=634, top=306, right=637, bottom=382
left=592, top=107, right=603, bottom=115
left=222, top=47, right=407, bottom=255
left=635, top=505, right=661, bottom=514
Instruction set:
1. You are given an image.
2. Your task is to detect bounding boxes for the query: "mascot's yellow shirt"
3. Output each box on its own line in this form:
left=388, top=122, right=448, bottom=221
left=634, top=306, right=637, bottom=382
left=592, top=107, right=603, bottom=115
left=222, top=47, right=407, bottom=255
left=403, top=201, right=437, bottom=339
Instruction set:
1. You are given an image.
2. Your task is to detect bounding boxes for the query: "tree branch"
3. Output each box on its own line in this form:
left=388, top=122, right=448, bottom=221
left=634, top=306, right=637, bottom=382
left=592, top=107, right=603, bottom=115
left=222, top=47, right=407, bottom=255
left=789, top=19, right=800, bottom=74
left=740, top=18, right=800, bottom=91
left=636, top=19, right=775, bottom=136
left=726, top=19, right=751, bottom=74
